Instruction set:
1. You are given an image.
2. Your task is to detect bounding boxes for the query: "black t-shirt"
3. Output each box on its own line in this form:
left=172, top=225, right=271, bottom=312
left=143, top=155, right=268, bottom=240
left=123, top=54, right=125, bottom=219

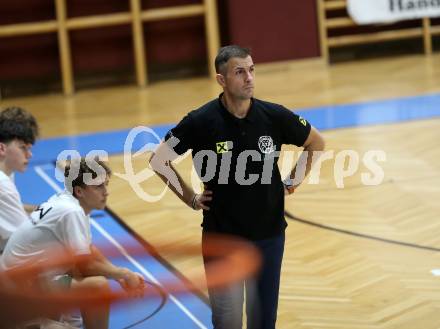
left=165, top=94, right=311, bottom=240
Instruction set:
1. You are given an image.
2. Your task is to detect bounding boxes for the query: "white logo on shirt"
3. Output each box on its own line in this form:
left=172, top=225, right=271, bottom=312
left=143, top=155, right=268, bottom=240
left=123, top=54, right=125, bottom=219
left=258, top=136, right=275, bottom=154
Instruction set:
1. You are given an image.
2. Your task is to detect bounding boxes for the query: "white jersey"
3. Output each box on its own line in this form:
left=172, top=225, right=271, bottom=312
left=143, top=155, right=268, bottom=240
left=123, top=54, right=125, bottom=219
left=1, top=191, right=92, bottom=272
left=0, top=170, right=29, bottom=251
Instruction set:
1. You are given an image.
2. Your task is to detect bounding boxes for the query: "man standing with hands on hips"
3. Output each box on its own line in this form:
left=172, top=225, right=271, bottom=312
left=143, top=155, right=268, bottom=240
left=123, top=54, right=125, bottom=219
left=150, top=45, right=325, bottom=329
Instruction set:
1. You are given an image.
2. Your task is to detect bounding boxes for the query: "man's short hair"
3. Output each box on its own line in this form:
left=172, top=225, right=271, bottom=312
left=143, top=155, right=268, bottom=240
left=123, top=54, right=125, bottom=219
left=64, top=158, right=111, bottom=195
left=215, top=45, right=251, bottom=74
left=0, top=107, right=39, bottom=144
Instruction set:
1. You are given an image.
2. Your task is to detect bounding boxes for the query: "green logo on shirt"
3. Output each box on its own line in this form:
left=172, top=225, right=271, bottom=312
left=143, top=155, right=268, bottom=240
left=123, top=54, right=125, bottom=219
left=216, top=142, right=228, bottom=154
left=299, top=117, right=307, bottom=126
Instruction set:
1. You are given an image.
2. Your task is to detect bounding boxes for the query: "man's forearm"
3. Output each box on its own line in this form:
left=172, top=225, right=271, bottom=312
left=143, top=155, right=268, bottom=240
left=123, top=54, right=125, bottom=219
left=77, top=257, right=125, bottom=281
left=75, top=246, right=125, bottom=280
left=152, top=160, right=195, bottom=208
left=289, top=141, right=325, bottom=188
left=149, top=141, right=200, bottom=208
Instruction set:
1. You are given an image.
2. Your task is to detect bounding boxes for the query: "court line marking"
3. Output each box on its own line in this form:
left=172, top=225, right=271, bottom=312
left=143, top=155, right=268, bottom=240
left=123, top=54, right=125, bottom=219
left=284, top=210, right=440, bottom=252
left=34, top=165, right=209, bottom=329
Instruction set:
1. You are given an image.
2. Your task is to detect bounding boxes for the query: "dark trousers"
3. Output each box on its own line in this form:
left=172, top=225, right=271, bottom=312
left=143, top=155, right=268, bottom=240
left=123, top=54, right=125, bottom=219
left=202, top=232, right=285, bottom=329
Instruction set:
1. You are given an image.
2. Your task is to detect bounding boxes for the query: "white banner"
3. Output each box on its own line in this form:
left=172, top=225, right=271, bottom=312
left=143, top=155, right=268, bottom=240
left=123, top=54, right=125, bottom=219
left=347, top=0, right=440, bottom=24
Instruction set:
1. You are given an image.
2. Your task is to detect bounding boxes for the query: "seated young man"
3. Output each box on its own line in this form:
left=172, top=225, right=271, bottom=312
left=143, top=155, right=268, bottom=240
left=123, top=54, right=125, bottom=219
left=0, top=107, right=39, bottom=253
left=1, top=158, right=144, bottom=329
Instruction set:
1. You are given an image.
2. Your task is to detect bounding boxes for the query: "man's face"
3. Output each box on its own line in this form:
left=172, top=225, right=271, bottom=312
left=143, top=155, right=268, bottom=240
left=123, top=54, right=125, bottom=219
left=0, top=139, right=33, bottom=173
left=218, top=55, right=255, bottom=100
left=76, top=177, right=110, bottom=211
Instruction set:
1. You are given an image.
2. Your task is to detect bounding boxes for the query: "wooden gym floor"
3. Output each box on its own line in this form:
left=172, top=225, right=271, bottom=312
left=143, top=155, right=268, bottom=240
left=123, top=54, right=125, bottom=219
left=2, top=53, right=440, bottom=328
